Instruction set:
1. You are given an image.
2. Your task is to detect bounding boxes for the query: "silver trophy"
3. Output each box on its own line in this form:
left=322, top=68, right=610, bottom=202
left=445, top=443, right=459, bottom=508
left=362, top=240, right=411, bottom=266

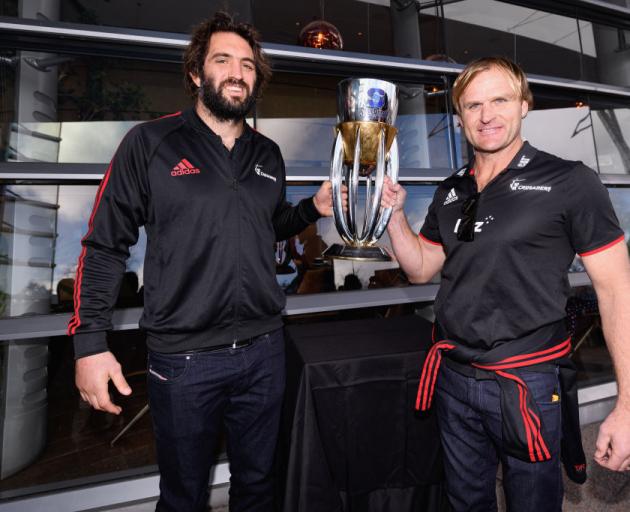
left=323, top=78, right=399, bottom=261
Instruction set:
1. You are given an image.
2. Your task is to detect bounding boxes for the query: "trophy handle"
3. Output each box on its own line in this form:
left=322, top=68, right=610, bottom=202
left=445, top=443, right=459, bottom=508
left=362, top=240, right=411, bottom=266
left=358, top=126, right=386, bottom=244
left=371, top=137, right=399, bottom=243
left=347, top=124, right=362, bottom=239
left=330, top=130, right=353, bottom=244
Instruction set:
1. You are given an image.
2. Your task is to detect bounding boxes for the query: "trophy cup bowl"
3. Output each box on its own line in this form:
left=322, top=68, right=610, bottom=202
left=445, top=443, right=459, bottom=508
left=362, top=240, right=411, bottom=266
left=323, top=78, right=399, bottom=261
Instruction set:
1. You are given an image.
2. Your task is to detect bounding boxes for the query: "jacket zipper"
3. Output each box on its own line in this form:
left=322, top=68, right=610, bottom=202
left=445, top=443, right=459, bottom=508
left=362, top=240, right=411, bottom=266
left=232, top=156, right=240, bottom=345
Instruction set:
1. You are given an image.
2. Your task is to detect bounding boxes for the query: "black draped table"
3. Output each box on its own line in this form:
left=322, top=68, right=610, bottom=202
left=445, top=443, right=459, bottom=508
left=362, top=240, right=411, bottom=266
left=279, top=315, right=448, bottom=512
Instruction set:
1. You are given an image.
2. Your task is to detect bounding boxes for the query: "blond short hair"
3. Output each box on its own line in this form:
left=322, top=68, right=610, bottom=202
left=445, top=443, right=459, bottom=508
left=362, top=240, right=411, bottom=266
left=452, top=57, right=534, bottom=114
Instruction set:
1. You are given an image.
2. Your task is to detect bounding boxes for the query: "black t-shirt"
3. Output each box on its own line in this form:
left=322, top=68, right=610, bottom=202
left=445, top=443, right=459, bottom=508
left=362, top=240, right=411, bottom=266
left=420, top=142, right=624, bottom=349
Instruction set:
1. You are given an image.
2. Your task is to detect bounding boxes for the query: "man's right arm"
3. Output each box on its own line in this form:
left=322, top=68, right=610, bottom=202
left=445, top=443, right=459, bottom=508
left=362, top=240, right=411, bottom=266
left=382, top=178, right=446, bottom=283
left=69, top=129, right=148, bottom=414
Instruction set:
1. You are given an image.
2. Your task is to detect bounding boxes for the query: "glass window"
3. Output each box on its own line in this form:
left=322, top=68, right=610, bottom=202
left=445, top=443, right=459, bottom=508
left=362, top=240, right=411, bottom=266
left=568, top=285, right=615, bottom=387
left=1, top=50, right=187, bottom=164
left=0, top=0, right=251, bottom=33
left=566, top=185, right=630, bottom=386
left=281, top=183, right=438, bottom=294
left=0, top=181, right=440, bottom=319
left=252, top=0, right=395, bottom=56
left=258, top=72, right=454, bottom=173
left=0, top=330, right=159, bottom=497
left=608, top=187, right=630, bottom=238
left=591, top=22, right=630, bottom=88
left=0, top=184, right=146, bottom=318
left=440, top=0, right=588, bottom=81
left=590, top=98, right=630, bottom=175
left=522, top=88, right=598, bottom=171
left=2, top=1, right=403, bottom=59
left=518, top=89, right=630, bottom=176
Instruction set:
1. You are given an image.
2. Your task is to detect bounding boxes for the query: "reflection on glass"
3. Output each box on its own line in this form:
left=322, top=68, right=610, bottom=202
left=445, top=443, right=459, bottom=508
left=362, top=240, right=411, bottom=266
left=0, top=331, right=157, bottom=498
left=441, top=0, right=589, bottom=81
left=258, top=73, right=453, bottom=173
left=0, top=185, right=146, bottom=318
left=522, top=105, right=598, bottom=171
left=592, top=23, right=630, bottom=88
left=567, top=286, right=615, bottom=387
left=282, top=184, right=436, bottom=293
left=1, top=52, right=186, bottom=163
left=1, top=182, right=438, bottom=318
left=591, top=107, right=630, bottom=174
left=3, top=0, right=252, bottom=34
left=0, top=186, right=56, bottom=317
left=252, top=0, right=395, bottom=56
left=608, top=188, right=630, bottom=241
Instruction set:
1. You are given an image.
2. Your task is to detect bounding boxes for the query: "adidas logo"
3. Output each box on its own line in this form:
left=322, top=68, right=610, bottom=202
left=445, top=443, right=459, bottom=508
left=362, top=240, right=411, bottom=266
left=443, top=188, right=458, bottom=205
left=517, top=155, right=530, bottom=168
left=171, top=158, right=200, bottom=176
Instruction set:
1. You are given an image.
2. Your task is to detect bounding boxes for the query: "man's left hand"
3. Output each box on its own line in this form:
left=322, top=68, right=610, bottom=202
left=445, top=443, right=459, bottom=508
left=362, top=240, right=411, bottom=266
left=313, top=180, right=342, bottom=217
left=594, top=404, right=630, bottom=471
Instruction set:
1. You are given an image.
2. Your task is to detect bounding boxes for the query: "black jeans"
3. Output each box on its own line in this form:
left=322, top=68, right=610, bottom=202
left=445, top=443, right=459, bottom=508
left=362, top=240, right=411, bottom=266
left=435, top=363, right=563, bottom=512
left=147, top=328, right=286, bottom=512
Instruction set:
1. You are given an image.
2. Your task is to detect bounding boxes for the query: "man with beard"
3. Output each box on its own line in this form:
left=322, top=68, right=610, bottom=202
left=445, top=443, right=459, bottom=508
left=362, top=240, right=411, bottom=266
left=69, top=12, right=335, bottom=512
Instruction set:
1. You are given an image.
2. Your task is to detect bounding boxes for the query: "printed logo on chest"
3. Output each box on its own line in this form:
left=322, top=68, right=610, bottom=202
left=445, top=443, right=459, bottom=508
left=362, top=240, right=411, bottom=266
left=510, top=178, right=551, bottom=192
left=453, top=215, right=496, bottom=235
left=443, top=188, right=459, bottom=206
left=254, top=163, right=277, bottom=182
left=171, top=158, right=200, bottom=177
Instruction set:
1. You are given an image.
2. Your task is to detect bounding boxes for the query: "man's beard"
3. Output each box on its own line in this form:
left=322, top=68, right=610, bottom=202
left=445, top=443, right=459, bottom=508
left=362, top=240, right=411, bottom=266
left=199, top=76, right=257, bottom=122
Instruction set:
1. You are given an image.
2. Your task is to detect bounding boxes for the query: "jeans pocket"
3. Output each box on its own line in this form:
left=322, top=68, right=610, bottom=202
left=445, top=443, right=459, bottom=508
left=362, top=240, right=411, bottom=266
left=147, top=351, right=191, bottom=383
left=520, top=368, right=560, bottom=406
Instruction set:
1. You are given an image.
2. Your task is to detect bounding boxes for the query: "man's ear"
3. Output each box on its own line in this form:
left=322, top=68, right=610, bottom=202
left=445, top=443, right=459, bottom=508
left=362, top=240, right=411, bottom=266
left=455, top=114, right=462, bottom=128
left=521, top=100, right=529, bottom=119
left=191, top=72, right=201, bottom=88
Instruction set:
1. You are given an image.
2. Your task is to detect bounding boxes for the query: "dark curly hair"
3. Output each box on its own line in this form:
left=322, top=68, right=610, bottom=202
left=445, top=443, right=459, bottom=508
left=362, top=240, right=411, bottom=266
left=183, top=11, right=272, bottom=99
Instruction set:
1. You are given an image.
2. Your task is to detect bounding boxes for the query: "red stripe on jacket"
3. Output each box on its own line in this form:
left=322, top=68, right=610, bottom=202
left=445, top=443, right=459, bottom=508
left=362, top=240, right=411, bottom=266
left=67, top=163, right=114, bottom=335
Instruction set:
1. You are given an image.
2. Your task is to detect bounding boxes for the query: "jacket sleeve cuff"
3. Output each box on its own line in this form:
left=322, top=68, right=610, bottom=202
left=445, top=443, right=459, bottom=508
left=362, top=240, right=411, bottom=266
left=298, top=197, right=322, bottom=224
left=73, top=331, right=109, bottom=359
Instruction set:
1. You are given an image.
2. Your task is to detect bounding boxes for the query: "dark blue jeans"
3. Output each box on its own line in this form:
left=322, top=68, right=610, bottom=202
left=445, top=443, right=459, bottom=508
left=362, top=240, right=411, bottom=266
left=435, top=363, right=563, bottom=512
left=147, top=329, right=286, bottom=512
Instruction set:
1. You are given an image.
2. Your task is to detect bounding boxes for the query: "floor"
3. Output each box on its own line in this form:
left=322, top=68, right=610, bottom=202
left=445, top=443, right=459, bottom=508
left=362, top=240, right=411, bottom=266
left=495, top=421, right=630, bottom=512
left=95, top=421, right=630, bottom=512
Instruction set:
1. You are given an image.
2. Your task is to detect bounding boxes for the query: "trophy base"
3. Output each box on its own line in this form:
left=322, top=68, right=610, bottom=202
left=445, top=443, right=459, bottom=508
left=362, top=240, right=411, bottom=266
left=323, top=244, right=391, bottom=262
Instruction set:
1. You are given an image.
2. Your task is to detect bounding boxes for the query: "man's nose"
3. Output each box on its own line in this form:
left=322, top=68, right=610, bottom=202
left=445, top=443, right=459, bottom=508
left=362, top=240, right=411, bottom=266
left=228, top=60, right=243, bottom=79
left=479, top=103, right=495, bottom=123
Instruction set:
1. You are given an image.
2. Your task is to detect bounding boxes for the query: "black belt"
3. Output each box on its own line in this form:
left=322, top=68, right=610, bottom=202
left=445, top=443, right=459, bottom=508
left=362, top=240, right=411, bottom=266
left=183, top=337, right=256, bottom=354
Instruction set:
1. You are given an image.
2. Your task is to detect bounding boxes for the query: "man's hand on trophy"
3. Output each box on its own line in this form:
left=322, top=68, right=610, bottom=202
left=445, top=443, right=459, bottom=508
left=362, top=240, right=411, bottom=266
left=381, top=176, right=406, bottom=213
left=313, top=180, right=347, bottom=217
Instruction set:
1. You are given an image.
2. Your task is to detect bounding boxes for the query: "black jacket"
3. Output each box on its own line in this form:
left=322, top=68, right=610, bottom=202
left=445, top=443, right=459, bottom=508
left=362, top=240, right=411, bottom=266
left=69, top=108, right=320, bottom=357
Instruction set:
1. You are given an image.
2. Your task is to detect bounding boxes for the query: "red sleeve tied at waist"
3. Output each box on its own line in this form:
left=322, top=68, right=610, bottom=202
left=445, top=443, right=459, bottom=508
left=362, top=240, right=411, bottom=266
left=415, top=336, right=571, bottom=464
